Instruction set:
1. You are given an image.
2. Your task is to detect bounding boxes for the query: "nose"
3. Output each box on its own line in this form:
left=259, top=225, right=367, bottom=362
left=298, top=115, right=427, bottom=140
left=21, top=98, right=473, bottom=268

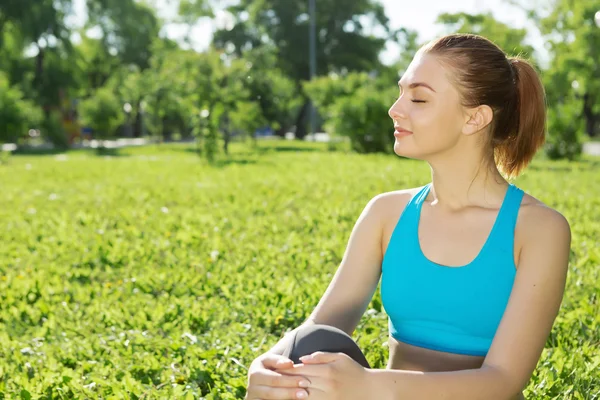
left=388, top=97, right=407, bottom=121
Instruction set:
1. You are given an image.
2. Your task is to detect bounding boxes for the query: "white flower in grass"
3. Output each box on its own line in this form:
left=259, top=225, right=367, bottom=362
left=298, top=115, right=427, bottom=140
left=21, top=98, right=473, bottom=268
left=161, top=207, right=169, bottom=214
left=181, top=332, right=198, bottom=344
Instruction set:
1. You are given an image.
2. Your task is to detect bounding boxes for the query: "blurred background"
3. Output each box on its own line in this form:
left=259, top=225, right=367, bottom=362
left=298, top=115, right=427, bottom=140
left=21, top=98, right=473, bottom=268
left=1, top=0, right=599, bottom=160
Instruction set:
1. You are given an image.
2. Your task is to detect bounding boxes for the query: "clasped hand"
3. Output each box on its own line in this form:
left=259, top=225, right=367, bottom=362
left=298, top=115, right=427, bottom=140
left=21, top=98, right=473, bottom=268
left=274, top=351, right=372, bottom=399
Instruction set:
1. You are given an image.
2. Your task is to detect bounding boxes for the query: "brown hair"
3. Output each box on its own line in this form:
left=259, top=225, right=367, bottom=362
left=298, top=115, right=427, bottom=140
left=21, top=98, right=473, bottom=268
left=419, top=33, right=546, bottom=179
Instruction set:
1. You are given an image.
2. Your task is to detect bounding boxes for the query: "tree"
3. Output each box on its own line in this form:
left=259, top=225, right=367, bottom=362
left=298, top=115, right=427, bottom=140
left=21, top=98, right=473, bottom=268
left=210, top=0, right=392, bottom=139
left=518, top=0, right=600, bottom=139
left=304, top=72, right=397, bottom=153
left=0, top=0, right=74, bottom=84
left=0, top=72, right=43, bottom=144
left=79, top=86, right=124, bottom=139
left=235, top=46, right=302, bottom=137
left=86, top=0, right=161, bottom=71
left=436, top=12, right=536, bottom=60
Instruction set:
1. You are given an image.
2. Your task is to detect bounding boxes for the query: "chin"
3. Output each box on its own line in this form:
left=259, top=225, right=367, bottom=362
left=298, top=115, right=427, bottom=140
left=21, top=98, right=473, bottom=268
left=393, top=140, right=425, bottom=160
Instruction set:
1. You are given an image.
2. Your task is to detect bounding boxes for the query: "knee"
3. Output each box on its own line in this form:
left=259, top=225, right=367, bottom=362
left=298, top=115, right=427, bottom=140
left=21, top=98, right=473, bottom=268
left=289, top=323, right=370, bottom=368
left=293, top=323, right=357, bottom=353
left=294, top=324, right=354, bottom=346
left=297, top=323, right=350, bottom=338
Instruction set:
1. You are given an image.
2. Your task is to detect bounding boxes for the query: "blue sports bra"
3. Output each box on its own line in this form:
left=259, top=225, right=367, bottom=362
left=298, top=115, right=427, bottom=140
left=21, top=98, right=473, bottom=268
left=380, top=183, right=524, bottom=356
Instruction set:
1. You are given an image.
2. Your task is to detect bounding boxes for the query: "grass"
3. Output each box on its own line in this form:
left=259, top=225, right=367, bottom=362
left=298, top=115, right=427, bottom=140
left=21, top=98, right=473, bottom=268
left=0, top=140, right=598, bottom=399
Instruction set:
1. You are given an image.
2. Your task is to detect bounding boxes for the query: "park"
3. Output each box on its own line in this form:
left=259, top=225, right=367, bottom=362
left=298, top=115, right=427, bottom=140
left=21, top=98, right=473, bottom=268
left=1, top=0, right=600, bottom=399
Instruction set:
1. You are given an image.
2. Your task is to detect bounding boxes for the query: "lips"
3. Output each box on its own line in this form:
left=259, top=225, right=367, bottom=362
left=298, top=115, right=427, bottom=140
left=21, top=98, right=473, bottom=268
left=394, top=127, right=413, bottom=138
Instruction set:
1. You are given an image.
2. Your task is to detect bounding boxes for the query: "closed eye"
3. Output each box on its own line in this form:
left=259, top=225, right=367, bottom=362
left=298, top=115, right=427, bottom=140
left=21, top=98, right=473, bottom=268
left=411, top=100, right=426, bottom=103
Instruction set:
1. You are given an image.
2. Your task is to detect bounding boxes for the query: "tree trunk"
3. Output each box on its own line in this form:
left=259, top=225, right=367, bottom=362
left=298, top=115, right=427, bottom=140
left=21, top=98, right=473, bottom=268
left=221, top=113, right=231, bottom=155
left=162, top=116, right=171, bottom=141
left=275, top=125, right=288, bottom=138
left=133, top=99, right=142, bottom=138
left=35, top=46, right=45, bottom=85
left=583, top=93, right=598, bottom=137
left=294, top=100, right=309, bottom=140
left=223, top=131, right=230, bottom=155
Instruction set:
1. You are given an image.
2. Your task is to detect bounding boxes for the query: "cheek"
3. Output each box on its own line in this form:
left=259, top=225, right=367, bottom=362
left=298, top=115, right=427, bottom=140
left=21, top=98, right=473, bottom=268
left=411, top=105, right=461, bottom=140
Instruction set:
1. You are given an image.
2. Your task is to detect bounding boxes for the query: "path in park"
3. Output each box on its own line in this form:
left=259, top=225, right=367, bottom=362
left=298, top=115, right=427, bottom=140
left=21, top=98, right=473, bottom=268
left=584, top=142, right=600, bottom=156
left=3, top=135, right=600, bottom=156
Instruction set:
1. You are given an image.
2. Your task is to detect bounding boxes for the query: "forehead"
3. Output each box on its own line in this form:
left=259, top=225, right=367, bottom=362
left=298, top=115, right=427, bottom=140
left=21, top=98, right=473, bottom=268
left=400, top=53, right=452, bottom=93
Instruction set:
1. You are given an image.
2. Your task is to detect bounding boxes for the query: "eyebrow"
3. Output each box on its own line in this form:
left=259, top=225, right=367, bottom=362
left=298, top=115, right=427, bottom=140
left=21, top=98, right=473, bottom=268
left=398, top=81, right=436, bottom=93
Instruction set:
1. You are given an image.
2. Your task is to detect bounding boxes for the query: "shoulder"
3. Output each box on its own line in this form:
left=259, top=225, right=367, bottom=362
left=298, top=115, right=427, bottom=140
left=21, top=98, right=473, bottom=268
left=516, top=192, right=571, bottom=266
left=367, top=186, right=427, bottom=252
left=368, top=185, right=426, bottom=219
left=518, top=193, right=571, bottom=241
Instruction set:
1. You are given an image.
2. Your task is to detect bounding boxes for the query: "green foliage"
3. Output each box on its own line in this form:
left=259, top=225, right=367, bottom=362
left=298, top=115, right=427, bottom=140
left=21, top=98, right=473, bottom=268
left=0, top=143, right=598, bottom=397
left=0, top=72, right=43, bottom=144
left=546, top=101, right=584, bottom=160
left=214, top=0, right=390, bottom=80
left=204, top=105, right=221, bottom=163
left=139, top=43, right=298, bottom=157
left=435, top=8, right=588, bottom=159
left=41, top=110, right=69, bottom=149
left=229, top=101, right=267, bottom=140
left=0, top=0, right=597, bottom=160
left=79, top=87, right=124, bottom=139
left=86, top=0, right=160, bottom=70
left=213, top=0, right=392, bottom=138
left=327, top=85, right=397, bottom=153
left=303, top=72, right=373, bottom=118
left=0, top=0, right=73, bottom=48
left=519, top=0, right=600, bottom=145
left=177, top=0, right=214, bottom=25
left=240, top=47, right=302, bottom=133
left=305, top=72, right=397, bottom=153
left=436, top=12, right=536, bottom=60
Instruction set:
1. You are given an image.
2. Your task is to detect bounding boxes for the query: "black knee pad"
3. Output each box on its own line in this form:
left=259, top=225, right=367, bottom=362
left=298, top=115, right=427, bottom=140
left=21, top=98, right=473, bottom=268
left=282, top=324, right=371, bottom=368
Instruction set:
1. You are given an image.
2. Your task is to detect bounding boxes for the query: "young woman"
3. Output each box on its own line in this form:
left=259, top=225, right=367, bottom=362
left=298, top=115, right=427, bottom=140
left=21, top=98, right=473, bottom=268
left=245, top=33, right=571, bottom=400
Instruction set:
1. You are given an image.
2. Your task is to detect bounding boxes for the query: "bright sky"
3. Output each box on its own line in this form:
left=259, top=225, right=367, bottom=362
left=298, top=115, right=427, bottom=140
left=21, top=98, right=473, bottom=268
left=69, top=0, right=547, bottom=66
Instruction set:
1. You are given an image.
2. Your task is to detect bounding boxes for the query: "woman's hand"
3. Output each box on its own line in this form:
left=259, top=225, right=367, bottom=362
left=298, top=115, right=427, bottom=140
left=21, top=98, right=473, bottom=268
left=275, top=352, right=373, bottom=400
left=245, top=353, right=312, bottom=400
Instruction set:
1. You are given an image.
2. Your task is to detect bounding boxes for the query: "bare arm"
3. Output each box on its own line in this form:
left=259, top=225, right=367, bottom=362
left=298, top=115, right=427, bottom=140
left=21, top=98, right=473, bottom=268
left=267, top=194, right=386, bottom=354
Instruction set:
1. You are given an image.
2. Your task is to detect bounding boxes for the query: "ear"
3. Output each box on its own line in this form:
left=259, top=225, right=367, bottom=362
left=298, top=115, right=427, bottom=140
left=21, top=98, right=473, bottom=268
left=462, top=104, right=493, bottom=136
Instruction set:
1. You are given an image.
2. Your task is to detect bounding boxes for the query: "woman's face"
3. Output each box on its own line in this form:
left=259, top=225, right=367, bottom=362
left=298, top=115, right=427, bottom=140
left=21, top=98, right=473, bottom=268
left=388, top=53, right=468, bottom=160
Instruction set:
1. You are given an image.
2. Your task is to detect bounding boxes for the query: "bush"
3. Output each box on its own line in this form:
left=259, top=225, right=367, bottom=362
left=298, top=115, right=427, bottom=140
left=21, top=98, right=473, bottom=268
left=304, top=72, right=397, bottom=153
left=41, top=110, right=70, bottom=149
left=79, top=87, right=125, bottom=139
left=0, top=72, right=43, bottom=144
left=326, top=85, right=397, bottom=153
left=546, top=101, right=583, bottom=160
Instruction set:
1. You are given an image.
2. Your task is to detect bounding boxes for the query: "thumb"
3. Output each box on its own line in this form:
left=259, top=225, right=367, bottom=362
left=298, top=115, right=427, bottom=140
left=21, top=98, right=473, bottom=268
left=261, top=354, right=294, bottom=370
left=299, top=351, right=342, bottom=364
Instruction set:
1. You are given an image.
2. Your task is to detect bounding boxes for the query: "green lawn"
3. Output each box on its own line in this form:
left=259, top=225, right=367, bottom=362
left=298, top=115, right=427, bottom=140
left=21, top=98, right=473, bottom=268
left=1, top=141, right=598, bottom=399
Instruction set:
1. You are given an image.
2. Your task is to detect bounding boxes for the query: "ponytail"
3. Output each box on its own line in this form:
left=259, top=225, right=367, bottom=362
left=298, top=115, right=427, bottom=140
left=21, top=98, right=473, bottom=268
left=423, top=34, right=547, bottom=179
left=494, top=58, right=546, bottom=179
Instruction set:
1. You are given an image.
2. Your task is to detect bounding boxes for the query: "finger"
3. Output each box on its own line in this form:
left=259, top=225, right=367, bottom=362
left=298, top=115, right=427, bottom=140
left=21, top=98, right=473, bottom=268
left=262, top=355, right=295, bottom=370
left=299, top=351, right=342, bottom=364
left=250, top=385, right=309, bottom=400
left=275, top=364, right=329, bottom=378
left=251, top=368, right=311, bottom=389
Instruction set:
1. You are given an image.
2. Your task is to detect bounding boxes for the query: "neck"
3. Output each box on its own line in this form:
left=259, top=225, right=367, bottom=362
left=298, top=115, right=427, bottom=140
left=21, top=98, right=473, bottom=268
left=427, top=152, right=507, bottom=211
